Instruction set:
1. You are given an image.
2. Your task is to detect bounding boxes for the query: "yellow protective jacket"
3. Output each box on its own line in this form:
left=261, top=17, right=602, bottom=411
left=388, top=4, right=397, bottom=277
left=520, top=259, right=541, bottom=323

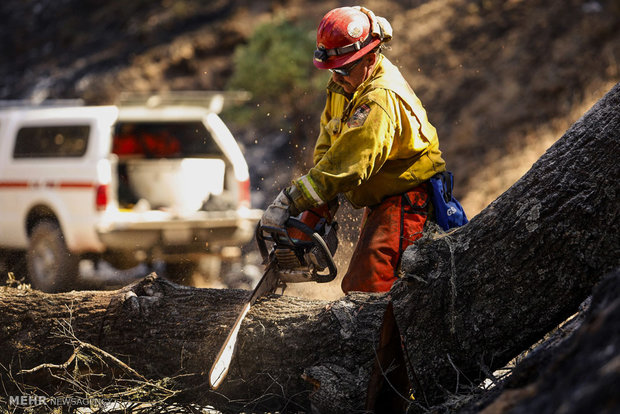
left=294, top=55, right=446, bottom=209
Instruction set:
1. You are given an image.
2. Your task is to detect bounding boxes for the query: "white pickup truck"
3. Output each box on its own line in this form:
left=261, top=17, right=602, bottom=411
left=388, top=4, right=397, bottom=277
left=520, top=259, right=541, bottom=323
left=0, top=93, right=262, bottom=292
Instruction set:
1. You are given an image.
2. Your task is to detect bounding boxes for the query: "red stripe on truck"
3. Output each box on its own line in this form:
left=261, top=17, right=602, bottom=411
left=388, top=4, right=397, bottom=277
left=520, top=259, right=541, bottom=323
left=0, top=181, right=29, bottom=188
left=57, top=182, right=96, bottom=189
left=0, top=181, right=96, bottom=189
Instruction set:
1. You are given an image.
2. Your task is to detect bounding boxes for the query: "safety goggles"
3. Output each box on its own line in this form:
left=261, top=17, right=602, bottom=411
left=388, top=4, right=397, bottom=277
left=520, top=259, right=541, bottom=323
left=329, top=58, right=363, bottom=76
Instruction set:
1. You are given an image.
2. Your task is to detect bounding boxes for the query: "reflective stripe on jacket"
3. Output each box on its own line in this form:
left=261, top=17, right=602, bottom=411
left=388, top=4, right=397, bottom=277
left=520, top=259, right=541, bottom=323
left=295, top=54, right=446, bottom=209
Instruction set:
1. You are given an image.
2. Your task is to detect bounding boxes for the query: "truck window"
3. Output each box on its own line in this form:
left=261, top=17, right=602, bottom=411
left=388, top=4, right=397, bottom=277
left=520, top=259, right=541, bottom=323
left=14, top=125, right=89, bottom=158
left=113, top=122, right=224, bottom=159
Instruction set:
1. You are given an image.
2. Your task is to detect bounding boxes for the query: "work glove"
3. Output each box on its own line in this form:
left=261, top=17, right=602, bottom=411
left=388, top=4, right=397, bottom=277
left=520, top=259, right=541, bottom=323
left=260, top=187, right=301, bottom=230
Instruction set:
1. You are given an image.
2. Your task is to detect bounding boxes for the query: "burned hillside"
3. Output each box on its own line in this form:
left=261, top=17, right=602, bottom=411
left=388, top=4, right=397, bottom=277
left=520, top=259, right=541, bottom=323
left=1, top=0, right=619, bottom=214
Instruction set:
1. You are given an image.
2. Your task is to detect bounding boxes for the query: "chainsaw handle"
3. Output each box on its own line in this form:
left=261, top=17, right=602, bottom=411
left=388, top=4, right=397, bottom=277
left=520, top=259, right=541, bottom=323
left=255, top=218, right=313, bottom=261
left=255, top=217, right=337, bottom=283
left=308, top=230, right=338, bottom=283
left=255, top=223, right=269, bottom=262
left=286, top=217, right=337, bottom=283
left=256, top=224, right=294, bottom=262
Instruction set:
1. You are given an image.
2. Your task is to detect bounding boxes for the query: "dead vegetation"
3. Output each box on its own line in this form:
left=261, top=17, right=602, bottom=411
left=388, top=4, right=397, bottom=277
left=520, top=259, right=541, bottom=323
left=5, top=305, right=183, bottom=413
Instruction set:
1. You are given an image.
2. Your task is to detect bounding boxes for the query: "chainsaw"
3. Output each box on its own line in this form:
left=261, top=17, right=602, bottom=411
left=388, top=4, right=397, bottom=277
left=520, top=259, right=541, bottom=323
left=208, top=215, right=338, bottom=389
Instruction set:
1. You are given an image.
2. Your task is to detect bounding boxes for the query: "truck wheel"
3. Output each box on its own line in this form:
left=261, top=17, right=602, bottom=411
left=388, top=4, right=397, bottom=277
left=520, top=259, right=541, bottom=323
left=27, top=220, right=78, bottom=292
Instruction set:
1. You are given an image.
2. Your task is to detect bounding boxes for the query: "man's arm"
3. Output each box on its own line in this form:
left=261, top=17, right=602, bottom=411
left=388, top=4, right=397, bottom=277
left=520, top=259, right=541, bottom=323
left=297, top=99, right=395, bottom=207
left=313, top=93, right=335, bottom=165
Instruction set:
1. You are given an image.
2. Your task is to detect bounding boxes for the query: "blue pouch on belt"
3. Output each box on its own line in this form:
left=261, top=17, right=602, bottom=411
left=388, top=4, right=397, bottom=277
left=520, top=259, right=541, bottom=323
left=429, top=171, right=468, bottom=231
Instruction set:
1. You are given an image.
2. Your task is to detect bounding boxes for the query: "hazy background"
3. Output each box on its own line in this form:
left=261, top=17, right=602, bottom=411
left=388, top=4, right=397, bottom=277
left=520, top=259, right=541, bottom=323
left=1, top=0, right=618, bottom=253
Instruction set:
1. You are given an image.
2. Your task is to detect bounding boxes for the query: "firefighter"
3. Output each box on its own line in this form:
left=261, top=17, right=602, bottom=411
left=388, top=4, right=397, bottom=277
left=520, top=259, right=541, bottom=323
left=261, top=6, right=446, bottom=293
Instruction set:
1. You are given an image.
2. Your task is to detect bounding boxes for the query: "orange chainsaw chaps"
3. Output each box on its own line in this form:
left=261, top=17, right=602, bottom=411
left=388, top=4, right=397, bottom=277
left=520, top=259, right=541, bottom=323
left=341, top=185, right=429, bottom=294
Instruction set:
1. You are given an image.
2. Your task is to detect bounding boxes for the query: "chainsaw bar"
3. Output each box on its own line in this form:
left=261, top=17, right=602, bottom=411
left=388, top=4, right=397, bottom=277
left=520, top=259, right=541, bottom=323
left=208, top=261, right=279, bottom=389
left=208, top=217, right=337, bottom=390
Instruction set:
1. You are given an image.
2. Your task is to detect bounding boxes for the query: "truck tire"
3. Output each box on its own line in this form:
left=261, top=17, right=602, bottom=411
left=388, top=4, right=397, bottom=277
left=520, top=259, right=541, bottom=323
left=27, top=220, right=78, bottom=292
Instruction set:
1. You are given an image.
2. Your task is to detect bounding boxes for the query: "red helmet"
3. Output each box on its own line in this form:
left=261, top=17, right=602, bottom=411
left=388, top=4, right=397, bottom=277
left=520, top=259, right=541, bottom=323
left=313, top=7, right=391, bottom=70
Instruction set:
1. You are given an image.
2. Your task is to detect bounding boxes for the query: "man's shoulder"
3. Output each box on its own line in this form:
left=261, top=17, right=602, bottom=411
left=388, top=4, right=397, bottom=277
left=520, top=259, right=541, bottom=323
left=371, top=57, right=410, bottom=91
left=367, top=57, right=422, bottom=110
left=359, top=86, right=398, bottom=116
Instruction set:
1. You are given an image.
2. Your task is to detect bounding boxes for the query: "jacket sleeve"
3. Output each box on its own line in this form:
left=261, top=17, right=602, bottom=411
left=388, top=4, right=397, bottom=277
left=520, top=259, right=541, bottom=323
left=294, top=99, right=395, bottom=208
left=313, top=93, right=334, bottom=166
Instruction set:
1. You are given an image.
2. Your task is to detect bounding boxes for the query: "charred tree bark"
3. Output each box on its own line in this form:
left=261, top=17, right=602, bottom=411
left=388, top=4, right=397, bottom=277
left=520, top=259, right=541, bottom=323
left=384, top=82, right=620, bottom=410
left=0, top=83, right=618, bottom=413
left=465, top=268, right=620, bottom=414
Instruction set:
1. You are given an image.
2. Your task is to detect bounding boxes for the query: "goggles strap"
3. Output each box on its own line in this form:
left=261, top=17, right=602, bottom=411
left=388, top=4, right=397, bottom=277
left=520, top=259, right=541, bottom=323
left=314, top=35, right=373, bottom=62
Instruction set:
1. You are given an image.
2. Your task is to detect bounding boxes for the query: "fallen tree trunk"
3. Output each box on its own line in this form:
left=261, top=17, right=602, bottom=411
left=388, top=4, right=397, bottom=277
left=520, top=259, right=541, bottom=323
left=0, top=277, right=388, bottom=412
left=0, top=83, right=618, bottom=413
left=382, top=82, right=620, bottom=410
